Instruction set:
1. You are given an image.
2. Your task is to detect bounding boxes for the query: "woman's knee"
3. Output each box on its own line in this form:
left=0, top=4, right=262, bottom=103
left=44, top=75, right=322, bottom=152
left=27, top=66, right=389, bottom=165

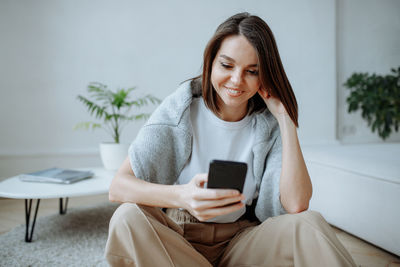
left=265, top=210, right=329, bottom=232
left=109, top=203, right=146, bottom=231
left=109, top=203, right=166, bottom=231
left=285, top=210, right=338, bottom=239
left=111, top=203, right=139, bottom=220
left=293, top=210, right=328, bottom=227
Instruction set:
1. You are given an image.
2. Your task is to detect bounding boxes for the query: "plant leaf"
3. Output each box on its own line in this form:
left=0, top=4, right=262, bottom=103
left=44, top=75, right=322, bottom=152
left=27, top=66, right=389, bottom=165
left=73, top=122, right=102, bottom=131
left=344, top=66, right=400, bottom=140
left=76, top=83, right=161, bottom=142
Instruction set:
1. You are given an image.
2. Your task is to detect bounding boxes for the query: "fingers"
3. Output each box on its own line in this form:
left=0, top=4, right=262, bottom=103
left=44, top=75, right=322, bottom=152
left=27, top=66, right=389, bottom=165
left=193, top=194, right=244, bottom=211
left=191, top=173, right=208, bottom=188
left=194, top=202, right=245, bottom=222
left=186, top=173, right=246, bottom=222
left=188, top=193, right=245, bottom=221
left=258, top=88, right=271, bottom=99
left=191, top=174, right=239, bottom=199
left=193, top=188, right=240, bottom=200
left=258, top=87, right=268, bottom=98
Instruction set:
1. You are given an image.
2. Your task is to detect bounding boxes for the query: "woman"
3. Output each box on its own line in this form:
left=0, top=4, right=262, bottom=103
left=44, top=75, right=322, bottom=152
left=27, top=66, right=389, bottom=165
left=105, top=13, right=356, bottom=267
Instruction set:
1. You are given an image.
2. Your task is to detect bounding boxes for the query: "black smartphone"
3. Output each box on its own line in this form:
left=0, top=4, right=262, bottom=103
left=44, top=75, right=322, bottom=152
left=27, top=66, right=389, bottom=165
left=207, top=160, right=247, bottom=193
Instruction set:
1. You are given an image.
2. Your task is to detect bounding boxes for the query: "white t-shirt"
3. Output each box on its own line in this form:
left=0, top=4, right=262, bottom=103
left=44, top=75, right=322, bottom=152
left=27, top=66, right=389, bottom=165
left=177, top=97, right=258, bottom=223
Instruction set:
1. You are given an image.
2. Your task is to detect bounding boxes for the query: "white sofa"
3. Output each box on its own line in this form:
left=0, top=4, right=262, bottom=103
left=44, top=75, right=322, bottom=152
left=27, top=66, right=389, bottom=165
left=302, top=143, right=400, bottom=256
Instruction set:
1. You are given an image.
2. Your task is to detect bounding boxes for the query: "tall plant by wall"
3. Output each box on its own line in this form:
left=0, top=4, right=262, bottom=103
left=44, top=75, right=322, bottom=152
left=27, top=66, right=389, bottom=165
left=343, top=67, right=400, bottom=140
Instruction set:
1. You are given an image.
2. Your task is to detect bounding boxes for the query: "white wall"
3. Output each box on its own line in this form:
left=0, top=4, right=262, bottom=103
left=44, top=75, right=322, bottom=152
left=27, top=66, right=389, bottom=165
left=337, top=0, right=400, bottom=143
left=0, top=0, right=336, bottom=178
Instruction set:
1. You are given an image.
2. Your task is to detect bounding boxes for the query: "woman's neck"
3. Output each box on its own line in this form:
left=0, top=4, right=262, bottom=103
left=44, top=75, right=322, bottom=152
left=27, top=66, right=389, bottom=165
left=216, top=105, right=248, bottom=122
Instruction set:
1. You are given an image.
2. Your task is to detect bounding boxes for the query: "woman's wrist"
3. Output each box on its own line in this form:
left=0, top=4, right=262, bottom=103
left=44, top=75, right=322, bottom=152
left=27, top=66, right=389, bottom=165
left=276, top=113, right=298, bottom=144
left=276, top=113, right=294, bottom=128
left=172, top=184, right=186, bottom=209
left=132, top=181, right=186, bottom=209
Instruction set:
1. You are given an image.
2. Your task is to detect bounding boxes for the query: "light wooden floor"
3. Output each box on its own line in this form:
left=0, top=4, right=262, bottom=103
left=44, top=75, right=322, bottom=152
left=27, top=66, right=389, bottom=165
left=0, top=195, right=399, bottom=267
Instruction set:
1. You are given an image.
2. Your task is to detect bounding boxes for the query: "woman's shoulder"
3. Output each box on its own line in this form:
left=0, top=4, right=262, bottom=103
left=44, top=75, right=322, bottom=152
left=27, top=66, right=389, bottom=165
left=253, top=109, right=280, bottom=143
left=145, top=79, right=199, bottom=127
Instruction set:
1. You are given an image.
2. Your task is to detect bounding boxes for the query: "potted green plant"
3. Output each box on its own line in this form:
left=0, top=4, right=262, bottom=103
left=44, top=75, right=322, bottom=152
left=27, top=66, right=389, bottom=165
left=75, top=82, right=161, bottom=170
left=344, top=67, right=400, bottom=140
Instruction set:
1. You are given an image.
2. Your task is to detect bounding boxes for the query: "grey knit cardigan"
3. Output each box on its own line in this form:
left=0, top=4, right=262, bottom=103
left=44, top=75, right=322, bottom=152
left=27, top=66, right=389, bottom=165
left=128, top=80, right=286, bottom=222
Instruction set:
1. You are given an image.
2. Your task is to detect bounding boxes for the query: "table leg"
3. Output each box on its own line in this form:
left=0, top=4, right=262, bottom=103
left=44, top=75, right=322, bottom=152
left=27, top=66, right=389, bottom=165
left=59, top=197, right=69, bottom=214
left=24, top=199, right=40, bottom=242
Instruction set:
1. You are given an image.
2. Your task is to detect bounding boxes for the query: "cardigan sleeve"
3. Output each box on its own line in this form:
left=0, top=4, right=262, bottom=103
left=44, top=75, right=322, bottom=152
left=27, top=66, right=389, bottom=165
left=254, top=134, right=287, bottom=222
left=127, top=82, right=194, bottom=185
left=128, top=124, right=192, bottom=185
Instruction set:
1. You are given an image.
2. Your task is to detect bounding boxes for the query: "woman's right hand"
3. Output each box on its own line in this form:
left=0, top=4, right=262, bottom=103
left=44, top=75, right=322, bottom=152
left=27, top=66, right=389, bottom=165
left=178, top=173, right=245, bottom=222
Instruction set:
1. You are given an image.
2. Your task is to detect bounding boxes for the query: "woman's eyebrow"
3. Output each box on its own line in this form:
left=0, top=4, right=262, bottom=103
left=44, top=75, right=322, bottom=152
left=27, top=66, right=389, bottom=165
left=219, top=54, right=258, bottom=67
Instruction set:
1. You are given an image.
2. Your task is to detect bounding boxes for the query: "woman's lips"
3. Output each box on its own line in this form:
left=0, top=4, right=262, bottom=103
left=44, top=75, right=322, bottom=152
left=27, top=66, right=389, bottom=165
left=225, top=86, right=243, bottom=97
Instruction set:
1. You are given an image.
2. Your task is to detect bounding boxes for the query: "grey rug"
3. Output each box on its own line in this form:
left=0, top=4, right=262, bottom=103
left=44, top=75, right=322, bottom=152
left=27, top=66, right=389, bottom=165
left=0, top=201, right=119, bottom=266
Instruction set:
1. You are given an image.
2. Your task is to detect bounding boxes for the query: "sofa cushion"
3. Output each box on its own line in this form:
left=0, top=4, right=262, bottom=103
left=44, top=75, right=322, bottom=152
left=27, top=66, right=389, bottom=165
left=303, top=143, right=400, bottom=256
left=303, top=143, right=399, bottom=184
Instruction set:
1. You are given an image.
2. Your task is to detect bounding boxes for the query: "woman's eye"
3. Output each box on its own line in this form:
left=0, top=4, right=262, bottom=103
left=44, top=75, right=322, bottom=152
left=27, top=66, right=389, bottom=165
left=247, top=69, right=259, bottom=75
left=220, top=62, right=233, bottom=69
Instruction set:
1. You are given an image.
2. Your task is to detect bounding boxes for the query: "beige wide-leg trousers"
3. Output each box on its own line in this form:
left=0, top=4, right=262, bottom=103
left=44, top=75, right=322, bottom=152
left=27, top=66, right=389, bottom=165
left=105, top=203, right=356, bottom=267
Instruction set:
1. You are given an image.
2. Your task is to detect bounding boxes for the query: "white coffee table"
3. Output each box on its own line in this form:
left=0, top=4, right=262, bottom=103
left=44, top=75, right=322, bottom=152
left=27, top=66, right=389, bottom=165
left=0, top=167, right=115, bottom=242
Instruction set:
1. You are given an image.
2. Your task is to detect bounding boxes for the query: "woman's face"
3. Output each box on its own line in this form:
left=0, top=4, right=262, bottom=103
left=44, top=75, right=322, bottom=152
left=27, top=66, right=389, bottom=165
left=211, top=34, right=260, bottom=121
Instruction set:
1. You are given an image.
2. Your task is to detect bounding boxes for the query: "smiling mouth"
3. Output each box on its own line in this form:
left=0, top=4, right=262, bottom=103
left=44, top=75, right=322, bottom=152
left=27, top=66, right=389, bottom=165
left=225, top=87, right=243, bottom=97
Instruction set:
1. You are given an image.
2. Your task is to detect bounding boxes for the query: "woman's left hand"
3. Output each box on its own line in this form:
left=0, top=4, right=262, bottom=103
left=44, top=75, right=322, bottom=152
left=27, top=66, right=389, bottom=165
left=258, top=89, right=312, bottom=214
left=258, top=88, right=288, bottom=119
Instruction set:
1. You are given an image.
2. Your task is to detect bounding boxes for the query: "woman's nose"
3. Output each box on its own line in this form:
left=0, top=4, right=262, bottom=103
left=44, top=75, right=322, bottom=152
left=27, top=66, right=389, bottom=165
left=230, top=69, right=242, bottom=86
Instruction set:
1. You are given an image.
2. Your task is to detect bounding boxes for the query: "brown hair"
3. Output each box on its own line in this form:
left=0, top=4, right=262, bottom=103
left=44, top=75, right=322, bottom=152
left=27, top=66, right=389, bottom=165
left=199, top=12, right=298, bottom=127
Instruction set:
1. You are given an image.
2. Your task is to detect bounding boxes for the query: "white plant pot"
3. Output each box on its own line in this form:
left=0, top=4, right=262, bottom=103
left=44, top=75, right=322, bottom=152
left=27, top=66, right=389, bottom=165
left=99, top=143, right=130, bottom=170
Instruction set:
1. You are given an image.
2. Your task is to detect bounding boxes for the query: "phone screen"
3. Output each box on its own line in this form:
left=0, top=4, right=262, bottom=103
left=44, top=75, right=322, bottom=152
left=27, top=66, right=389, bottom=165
left=207, top=160, right=247, bottom=193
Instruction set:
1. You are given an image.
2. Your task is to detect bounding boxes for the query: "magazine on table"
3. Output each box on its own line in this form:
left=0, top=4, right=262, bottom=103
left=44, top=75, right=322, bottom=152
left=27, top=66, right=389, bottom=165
left=19, top=168, right=94, bottom=184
